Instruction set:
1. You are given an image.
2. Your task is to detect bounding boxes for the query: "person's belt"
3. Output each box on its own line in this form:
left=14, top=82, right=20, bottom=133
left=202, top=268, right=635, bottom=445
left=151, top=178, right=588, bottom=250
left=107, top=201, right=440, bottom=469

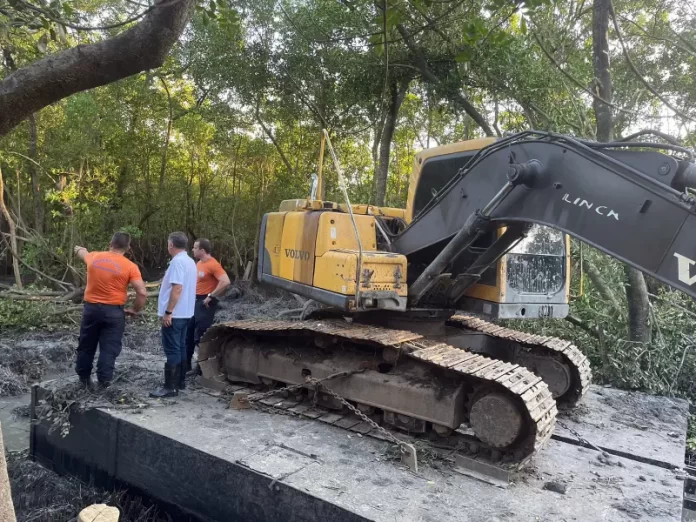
left=196, top=294, right=219, bottom=304
left=84, top=301, right=124, bottom=308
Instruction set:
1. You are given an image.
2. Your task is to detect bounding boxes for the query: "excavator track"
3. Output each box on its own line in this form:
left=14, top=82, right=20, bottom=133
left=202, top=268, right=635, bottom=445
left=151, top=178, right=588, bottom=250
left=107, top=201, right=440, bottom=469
left=447, top=314, right=592, bottom=409
left=198, top=319, right=557, bottom=464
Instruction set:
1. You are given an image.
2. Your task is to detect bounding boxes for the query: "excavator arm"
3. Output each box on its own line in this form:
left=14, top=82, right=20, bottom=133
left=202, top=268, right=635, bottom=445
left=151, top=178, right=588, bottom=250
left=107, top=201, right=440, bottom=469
left=393, top=131, right=696, bottom=305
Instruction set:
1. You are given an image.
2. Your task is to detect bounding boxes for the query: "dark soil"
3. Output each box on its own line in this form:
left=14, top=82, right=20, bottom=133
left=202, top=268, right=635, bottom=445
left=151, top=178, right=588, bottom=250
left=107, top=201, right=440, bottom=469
left=7, top=451, right=176, bottom=522
left=0, top=283, right=297, bottom=521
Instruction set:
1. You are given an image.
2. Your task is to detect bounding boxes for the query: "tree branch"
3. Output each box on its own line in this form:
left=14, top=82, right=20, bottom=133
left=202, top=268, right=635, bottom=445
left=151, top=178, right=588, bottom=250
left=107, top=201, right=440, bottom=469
left=255, top=97, right=294, bottom=175
left=618, top=14, right=696, bottom=60
left=565, top=314, right=599, bottom=338
left=584, top=259, right=622, bottom=314
left=0, top=0, right=196, bottom=137
left=15, top=0, right=169, bottom=32
left=395, top=23, right=495, bottom=136
left=530, top=28, right=670, bottom=120
left=608, top=1, right=696, bottom=123
left=158, top=76, right=174, bottom=193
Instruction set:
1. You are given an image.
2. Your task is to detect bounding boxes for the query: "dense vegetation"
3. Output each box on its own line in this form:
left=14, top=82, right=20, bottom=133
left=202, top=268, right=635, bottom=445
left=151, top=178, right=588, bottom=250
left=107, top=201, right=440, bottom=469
left=2, top=0, right=696, bottom=399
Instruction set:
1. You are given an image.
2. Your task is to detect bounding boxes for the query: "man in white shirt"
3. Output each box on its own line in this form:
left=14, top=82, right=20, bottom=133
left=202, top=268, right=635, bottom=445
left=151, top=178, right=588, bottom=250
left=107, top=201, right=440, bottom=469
left=150, top=231, right=197, bottom=398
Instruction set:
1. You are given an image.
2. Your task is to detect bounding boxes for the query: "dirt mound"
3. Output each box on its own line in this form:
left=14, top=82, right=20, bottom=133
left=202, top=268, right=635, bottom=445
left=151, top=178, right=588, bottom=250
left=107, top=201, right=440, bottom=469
left=215, top=282, right=297, bottom=323
left=0, top=333, right=74, bottom=397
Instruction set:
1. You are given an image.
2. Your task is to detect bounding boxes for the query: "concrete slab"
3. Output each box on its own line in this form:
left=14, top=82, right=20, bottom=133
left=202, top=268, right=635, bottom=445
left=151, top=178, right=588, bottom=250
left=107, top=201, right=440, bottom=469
left=556, top=386, right=689, bottom=469
left=31, top=385, right=686, bottom=522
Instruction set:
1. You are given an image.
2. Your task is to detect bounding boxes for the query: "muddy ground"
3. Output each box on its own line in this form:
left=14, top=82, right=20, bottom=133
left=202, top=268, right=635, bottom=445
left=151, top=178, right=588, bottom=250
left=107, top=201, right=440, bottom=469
left=0, top=283, right=296, bottom=522
left=0, top=284, right=692, bottom=521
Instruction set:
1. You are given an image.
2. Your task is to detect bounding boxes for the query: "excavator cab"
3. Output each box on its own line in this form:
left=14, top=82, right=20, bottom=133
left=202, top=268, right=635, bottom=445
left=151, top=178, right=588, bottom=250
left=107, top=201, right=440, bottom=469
left=404, top=138, right=570, bottom=319
left=458, top=224, right=569, bottom=319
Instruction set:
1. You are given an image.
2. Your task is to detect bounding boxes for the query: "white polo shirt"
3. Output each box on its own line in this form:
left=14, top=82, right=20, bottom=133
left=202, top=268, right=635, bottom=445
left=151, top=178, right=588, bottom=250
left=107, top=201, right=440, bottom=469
left=158, top=251, right=197, bottom=318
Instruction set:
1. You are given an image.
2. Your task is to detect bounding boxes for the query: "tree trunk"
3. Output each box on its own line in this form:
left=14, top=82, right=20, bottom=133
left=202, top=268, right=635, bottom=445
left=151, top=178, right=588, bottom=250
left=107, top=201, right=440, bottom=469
left=371, top=111, right=386, bottom=203
left=625, top=265, right=651, bottom=343
left=374, top=76, right=410, bottom=207
left=27, top=113, right=43, bottom=234
left=255, top=98, right=293, bottom=174
left=584, top=259, right=621, bottom=314
left=592, top=0, right=614, bottom=142
left=592, top=0, right=650, bottom=343
left=158, top=77, right=173, bottom=194
left=0, top=166, right=22, bottom=289
left=0, top=0, right=196, bottom=137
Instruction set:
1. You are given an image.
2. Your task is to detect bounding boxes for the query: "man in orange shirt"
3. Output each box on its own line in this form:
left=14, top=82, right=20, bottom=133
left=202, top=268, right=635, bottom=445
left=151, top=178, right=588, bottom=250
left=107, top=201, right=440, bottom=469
left=74, top=232, right=147, bottom=388
left=184, top=238, right=230, bottom=382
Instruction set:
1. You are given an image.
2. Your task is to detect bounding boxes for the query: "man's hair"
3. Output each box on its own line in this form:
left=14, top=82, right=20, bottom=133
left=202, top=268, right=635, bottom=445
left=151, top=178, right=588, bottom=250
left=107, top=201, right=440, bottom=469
left=196, top=238, right=212, bottom=254
left=168, top=231, right=188, bottom=250
left=111, top=232, right=131, bottom=251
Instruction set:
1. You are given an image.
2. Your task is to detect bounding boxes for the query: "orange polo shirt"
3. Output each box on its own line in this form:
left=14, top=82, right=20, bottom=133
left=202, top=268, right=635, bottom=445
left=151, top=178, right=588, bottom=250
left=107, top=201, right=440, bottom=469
left=84, top=252, right=142, bottom=305
left=196, top=257, right=227, bottom=295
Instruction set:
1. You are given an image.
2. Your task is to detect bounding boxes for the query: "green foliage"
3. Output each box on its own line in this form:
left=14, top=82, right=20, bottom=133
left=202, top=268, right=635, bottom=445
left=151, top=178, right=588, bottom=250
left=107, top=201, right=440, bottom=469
left=0, top=298, right=68, bottom=330
left=2, top=0, right=696, bottom=402
left=688, top=415, right=696, bottom=452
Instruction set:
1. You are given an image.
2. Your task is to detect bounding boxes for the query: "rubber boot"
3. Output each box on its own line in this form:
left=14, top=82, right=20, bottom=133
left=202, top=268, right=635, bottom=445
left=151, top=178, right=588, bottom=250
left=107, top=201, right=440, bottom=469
left=98, top=381, right=111, bottom=390
left=149, top=364, right=178, bottom=398
left=186, top=359, right=201, bottom=377
left=177, top=363, right=186, bottom=390
left=78, top=375, right=93, bottom=390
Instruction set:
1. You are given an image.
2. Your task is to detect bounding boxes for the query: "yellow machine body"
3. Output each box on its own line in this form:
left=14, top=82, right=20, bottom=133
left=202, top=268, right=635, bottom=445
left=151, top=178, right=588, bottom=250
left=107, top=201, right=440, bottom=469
left=259, top=137, right=570, bottom=318
left=259, top=201, right=407, bottom=311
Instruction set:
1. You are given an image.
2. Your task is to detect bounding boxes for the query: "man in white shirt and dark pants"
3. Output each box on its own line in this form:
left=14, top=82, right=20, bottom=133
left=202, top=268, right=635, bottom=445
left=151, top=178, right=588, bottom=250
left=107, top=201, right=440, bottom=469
left=150, top=231, right=197, bottom=398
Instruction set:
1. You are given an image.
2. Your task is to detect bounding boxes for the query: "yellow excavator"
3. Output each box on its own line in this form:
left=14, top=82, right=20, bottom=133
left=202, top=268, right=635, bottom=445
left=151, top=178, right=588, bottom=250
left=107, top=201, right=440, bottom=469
left=199, top=130, right=696, bottom=462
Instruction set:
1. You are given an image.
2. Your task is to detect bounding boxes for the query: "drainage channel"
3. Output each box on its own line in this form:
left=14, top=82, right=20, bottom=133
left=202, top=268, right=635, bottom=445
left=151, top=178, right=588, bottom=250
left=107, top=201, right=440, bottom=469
left=1, top=389, right=203, bottom=522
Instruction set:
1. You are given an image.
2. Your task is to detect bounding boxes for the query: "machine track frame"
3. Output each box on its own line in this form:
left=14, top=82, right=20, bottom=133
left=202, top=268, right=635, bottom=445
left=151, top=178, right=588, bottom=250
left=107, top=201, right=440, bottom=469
left=447, top=314, right=592, bottom=409
left=198, top=319, right=557, bottom=464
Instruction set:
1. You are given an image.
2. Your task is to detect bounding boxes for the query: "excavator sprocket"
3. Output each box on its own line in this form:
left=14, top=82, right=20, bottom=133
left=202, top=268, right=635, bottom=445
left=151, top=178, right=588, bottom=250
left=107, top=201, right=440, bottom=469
left=447, top=315, right=592, bottom=409
left=199, top=319, right=557, bottom=463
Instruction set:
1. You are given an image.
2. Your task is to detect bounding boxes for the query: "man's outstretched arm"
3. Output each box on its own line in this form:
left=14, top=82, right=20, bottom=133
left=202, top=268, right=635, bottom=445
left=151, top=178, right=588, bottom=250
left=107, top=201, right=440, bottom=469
left=74, top=246, right=89, bottom=262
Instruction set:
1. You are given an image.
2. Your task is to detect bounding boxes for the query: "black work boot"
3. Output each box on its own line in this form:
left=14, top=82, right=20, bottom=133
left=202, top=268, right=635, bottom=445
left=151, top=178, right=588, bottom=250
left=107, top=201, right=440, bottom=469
left=149, top=364, right=178, bottom=398
left=98, top=381, right=111, bottom=390
left=78, top=375, right=93, bottom=390
left=177, top=364, right=186, bottom=390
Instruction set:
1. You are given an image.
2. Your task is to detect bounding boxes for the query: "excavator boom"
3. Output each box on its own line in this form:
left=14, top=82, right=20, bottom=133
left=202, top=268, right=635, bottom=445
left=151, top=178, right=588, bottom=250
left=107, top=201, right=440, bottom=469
left=396, top=131, right=696, bottom=302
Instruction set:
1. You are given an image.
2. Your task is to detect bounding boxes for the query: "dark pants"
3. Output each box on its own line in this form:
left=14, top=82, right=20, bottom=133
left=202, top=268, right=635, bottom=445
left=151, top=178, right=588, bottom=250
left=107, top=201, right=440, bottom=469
left=161, top=318, right=189, bottom=367
left=185, top=296, right=218, bottom=369
left=75, top=303, right=126, bottom=383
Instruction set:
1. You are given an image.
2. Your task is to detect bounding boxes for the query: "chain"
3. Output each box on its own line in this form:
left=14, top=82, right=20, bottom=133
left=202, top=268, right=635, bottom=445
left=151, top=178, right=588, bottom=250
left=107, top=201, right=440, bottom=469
left=557, top=420, right=605, bottom=454
left=316, top=381, right=410, bottom=450
left=243, top=368, right=409, bottom=451
left=245, top=369, right=365, bottom=404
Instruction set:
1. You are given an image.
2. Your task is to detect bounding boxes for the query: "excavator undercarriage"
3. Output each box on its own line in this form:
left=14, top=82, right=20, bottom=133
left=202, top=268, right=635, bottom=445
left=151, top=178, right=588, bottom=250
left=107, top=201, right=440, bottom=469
left=199, top=130, right=696, bottom=464
left=199, top=319, right=557, bottom=462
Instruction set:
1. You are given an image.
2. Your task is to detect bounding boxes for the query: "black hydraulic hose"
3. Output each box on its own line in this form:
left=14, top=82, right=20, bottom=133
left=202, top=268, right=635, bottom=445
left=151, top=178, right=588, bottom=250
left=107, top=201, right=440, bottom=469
left=578, top=140, right=694, bottom=161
